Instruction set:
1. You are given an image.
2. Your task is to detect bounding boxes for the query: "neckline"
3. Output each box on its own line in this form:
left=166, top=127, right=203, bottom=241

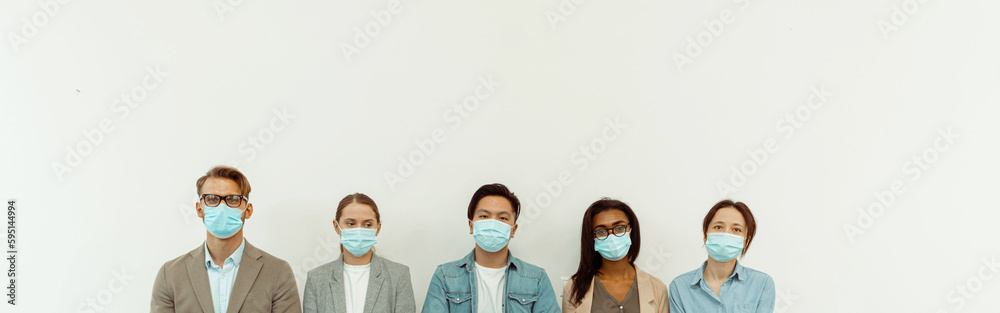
left=595, top=275, right=638, bottom=306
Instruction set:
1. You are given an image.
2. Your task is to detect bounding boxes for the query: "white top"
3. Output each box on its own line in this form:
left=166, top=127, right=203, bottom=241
left=343, top=262, right=371, bottom=313
left=474, top=262, right=508, bottom=313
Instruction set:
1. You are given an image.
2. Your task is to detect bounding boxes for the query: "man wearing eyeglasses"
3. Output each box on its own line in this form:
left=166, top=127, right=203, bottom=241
left=151, top=166, right=302, bottom=313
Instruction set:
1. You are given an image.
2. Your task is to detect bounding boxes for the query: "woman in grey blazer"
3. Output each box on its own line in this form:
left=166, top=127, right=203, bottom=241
left=303, top=193, right=416, bottom=313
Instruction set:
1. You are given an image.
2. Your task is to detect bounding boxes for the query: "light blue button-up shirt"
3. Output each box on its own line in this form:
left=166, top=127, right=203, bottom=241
left=205, top=239, right=245, bottom=313
left=668, top=261, right=775, bottom=313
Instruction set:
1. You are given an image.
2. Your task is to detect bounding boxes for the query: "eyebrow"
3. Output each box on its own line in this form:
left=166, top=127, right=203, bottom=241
left=476, top=209, right=512, bottom=216
left=595, top=220, right=627, bottom=229
left=343, top=218, right=376, bottom=222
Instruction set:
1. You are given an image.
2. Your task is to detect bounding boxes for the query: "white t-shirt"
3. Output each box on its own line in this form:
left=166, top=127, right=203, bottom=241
left=474, top=262, right=508, bottom=313
left=343, top=262, right=371, bottom=313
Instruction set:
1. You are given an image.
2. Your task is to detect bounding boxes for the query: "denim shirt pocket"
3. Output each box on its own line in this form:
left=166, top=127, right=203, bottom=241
left=446, top=291, right=473, bottom=311
left=506, top=292, right=539, bottom=312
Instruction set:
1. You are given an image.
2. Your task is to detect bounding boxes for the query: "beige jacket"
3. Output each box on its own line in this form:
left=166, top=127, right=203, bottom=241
left=561, top=267, right=669, bottom=313
left=150, top=241, right=302, bottom=313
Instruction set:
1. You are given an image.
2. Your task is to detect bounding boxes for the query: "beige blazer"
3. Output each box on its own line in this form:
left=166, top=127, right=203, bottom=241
left=561, top=267, right=669, bottom=313
left=151, top=241, right=302, bottom=313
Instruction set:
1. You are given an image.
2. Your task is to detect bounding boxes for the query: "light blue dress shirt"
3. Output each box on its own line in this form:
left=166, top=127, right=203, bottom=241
left=668, top=261, right=775, bottom=313
left=205, top=239, right=246, bottom=313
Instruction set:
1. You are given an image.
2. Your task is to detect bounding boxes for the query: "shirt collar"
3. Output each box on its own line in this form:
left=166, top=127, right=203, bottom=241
left=690, top=260, right=746, bottom=286
left=733, top=261, right=746, bottom=280
left=205, top=239, right=246, bottom=269
left=462, top=249, right=520, bottom=272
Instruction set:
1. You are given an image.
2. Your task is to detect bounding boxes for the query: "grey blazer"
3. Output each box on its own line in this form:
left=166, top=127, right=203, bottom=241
left=303, top=253, right=416, bottom=313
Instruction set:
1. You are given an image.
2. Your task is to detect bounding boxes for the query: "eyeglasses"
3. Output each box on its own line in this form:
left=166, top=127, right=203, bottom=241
left=593, top=224, right=630, bottom=240
left=200, top=194, right=248, bottom=207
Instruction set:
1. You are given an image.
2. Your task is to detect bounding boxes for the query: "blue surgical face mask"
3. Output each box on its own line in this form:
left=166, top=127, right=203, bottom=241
left=705, top=232, right=745, bottom=262
left=595, top=231, right=632, bottom=261
left=472, top=219, right=512, bottom=253
left=336, top=222, right=378, bottom=257
left=203, top=204, right=245, bottom=239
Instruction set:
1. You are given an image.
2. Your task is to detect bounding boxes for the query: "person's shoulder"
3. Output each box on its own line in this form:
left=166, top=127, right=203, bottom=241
left=433, top=256, right=471, bottom=277
left=306, top=259, right=339, bottom=279
left=738, top=264, right=773, bottom=284
left=510, top=256, right=547, bottom=277
left=437, top=257, right=465, bottom=269
left=562, top=276, right=577, bottom=292
left=636, top=267, right=667, bottom=289
left=438, top=257, right=466, bottom=267
left=668, top=266, right=703, bottom=288
left=158, top=245, right=200, bottom=273
left=375, top=255, right=411, bottom=274
left=246, top=242, right=290, bottom=266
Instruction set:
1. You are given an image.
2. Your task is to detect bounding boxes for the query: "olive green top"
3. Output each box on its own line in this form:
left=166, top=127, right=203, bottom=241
left=591, top=277, right=640, bottom=313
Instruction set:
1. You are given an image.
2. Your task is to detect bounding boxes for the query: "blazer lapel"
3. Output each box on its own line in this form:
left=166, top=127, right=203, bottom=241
left=635, top=269, right=656, bottom=313
left=363, top=255, right=386, bottom=313
left=330, top=255, right=347, bottom=313
left=226, top=241, right=263, bottom=313
left=185, top=244, right=215, bottom=313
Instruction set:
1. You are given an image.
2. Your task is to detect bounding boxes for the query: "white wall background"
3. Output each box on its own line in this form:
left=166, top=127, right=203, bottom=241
left=2, top=0, right=999, bottom=312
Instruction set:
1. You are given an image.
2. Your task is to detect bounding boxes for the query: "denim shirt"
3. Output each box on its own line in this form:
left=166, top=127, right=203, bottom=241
left=421, top=250, right=560, bottom=313
left=668, top=261, right=775, bottom=313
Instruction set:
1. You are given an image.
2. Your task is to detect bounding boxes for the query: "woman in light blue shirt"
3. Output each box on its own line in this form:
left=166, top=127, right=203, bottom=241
left=668, top=200, right=775, bottom=313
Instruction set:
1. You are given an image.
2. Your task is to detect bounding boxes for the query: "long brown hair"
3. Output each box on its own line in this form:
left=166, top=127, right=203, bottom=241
left=569, top=198, right=641, bottom=306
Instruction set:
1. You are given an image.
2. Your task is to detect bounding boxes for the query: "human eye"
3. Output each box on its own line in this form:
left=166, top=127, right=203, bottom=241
left=203, top=195, right=220, bottom=205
